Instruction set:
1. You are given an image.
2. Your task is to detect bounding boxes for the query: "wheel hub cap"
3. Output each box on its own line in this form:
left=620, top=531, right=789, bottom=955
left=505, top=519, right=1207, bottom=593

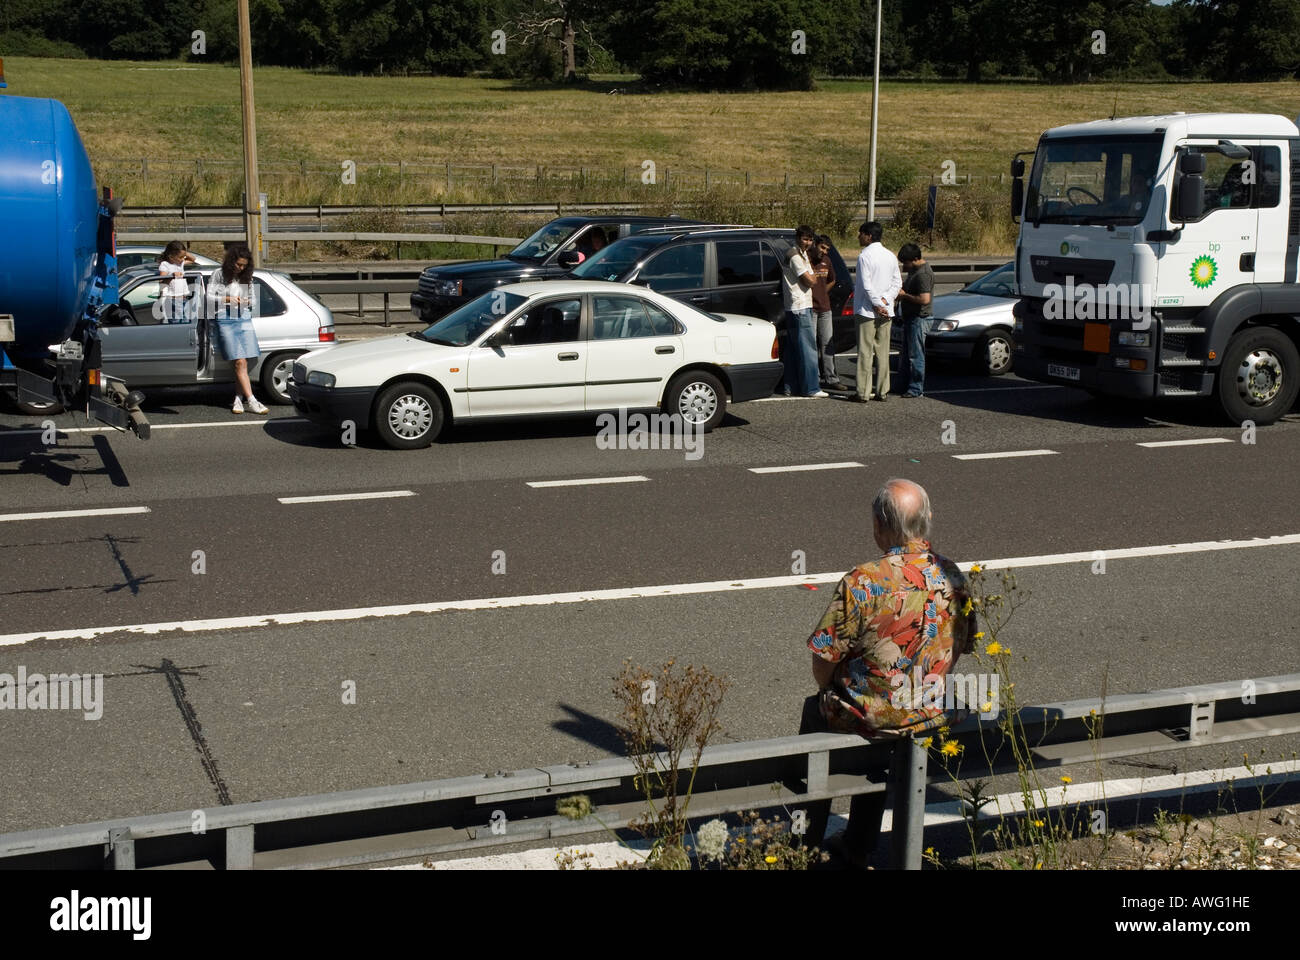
left=1236, top=349, right=1282, bottom=406
left=389, top=395, right=432, bottom=438
left=678, top=382, right=717, bottom=423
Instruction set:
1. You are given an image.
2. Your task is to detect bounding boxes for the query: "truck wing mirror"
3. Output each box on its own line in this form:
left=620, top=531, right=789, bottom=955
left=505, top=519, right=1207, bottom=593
left=1217, top=140, right=1250, bottom=160
left=1178, top=152, right=1207, bottom=175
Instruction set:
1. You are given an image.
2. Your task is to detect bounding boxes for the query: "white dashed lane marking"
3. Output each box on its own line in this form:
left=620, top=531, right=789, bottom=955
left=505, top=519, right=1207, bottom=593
left=278, top=491, right=416, bottom=504
left=951, top=449, right=1058, bottom=460
left=748, top=462, right=864, bottom=474
left=526, top=475, right=650, bottom=488
left=0, top=506, right=151, bottom=523
left=1136, top=438, right=1235, bottom=448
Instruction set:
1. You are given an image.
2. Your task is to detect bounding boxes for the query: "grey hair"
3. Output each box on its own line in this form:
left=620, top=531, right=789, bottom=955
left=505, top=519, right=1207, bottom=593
left=872, top=478, right=932, bottom=542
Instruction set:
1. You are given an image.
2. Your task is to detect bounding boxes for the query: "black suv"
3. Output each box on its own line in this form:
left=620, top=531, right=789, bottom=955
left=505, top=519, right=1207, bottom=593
left=569, top=227, right=857, bottom=351
left=410, top=215, right=700, bottom=323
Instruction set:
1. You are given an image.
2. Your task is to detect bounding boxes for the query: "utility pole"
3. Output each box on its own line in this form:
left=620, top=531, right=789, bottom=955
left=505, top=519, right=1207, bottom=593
left=237, top=0, right=262, bottom=266
left=866, top=0, right=882, bottom=221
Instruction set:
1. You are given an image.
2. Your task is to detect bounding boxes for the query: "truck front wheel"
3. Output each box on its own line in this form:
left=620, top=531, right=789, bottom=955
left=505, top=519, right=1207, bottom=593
left=1216, top=327, right=1299, bottom=426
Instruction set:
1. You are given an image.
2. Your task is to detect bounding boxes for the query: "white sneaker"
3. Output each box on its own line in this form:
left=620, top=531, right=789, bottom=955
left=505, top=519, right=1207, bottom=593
left=805, top=390, right=830, bottom=398
left=231, top=396, right=244, bottom=414
left=246, top=396, right=269, bottom=415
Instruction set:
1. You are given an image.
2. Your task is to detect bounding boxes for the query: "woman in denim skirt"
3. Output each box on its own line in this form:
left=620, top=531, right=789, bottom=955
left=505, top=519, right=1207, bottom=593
left=207, top=245, right=268, bottom=415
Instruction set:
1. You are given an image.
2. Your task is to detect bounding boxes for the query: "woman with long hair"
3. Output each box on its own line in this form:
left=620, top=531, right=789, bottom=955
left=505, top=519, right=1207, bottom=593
left=206, top=245, right=268, bottom=414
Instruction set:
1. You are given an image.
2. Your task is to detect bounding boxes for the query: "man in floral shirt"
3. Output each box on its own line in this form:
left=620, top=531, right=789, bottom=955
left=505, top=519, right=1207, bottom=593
left=798, top=478, right=974, bottom=862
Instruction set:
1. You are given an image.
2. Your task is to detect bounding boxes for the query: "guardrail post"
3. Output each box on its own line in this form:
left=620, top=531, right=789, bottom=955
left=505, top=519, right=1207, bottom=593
left=383, top=292, right=390, bottom=327
left=107, top=827, right=135, bottom=870
left=357, top=271, right=363, bottom=320
left=1190, top=700, right=1215, bottom=742
left=889, top=738, right=927, bottom=870
left=226, top=825, right=254, bottom=869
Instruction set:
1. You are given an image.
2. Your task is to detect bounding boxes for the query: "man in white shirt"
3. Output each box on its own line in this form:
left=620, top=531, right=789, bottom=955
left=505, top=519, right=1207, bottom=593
left=780, top=226, right=827, bottom=398
left=852, top=221, right=902, bottom=402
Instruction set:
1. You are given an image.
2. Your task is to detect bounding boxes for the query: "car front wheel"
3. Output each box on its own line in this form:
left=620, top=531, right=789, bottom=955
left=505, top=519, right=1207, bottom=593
left=665, top=369, right=726, bottom=432
left=976, top=329, right=1014, bottom=377
left=259, top=352, right=303, bottom=405
left=373, top=382, right=445, bottom=449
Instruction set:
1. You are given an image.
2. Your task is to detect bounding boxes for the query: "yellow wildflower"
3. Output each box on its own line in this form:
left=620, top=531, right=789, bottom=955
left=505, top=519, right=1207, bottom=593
left=980, top=701, right=994, bottom=713
left=961, top=599, right=974, bottom=616
left=764, top=855, right=778, bottom=864
left=1060, top=776, right=1072, bottom=784
left=985, top=641, right=1003, bottom=656
left=971, top=563, right=982, bottom=573
left=921, top=737, right=934, bottom=748
left=1033, top=819, right=1045, bottom=828
left=973, top=631, right=985, bottom=640
left=735, top=836, right=745, bottom=844
left=940, top=741, right=962, bottom=757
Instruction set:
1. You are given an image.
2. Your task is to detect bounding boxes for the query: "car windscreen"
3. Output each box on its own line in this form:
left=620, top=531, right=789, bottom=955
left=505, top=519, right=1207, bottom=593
left=962, top=263, right=1016, bottom=297
left=570, top=236, right=667, bottom=281
left=508, top=220, right=583, bottom=261
left=414, top=291, right=527, bottom=346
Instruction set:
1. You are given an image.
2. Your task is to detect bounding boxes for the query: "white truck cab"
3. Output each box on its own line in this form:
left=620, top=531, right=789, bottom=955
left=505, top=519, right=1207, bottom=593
left=1011, top=112, right=1300, bottom=423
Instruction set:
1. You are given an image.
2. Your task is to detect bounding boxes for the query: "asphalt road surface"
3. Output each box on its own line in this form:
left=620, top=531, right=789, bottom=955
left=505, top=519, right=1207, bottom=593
left=1, top=364, right=1297, bottom=835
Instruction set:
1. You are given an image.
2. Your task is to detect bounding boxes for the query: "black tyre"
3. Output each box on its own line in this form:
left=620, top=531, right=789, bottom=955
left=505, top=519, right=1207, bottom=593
left=976, top=328, right=1014, bottom=377
left=14, top=397, right=65, bottom=416
left=1215, top=326, right=1299, bottom=426
left=373, top=381, right=445, bottom=449
left=664, top=369, right=726, bottom=432
left=259, top=351, right=302, bottom=405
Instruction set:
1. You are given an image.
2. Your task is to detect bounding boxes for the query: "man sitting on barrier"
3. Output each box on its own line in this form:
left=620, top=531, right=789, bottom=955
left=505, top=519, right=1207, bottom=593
left=798, top=477, right=975, bottom=865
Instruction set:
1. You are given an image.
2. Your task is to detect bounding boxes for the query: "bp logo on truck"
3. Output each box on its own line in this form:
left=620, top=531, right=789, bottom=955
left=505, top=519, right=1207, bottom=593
left=1190, top=255, right=1218, bottom=289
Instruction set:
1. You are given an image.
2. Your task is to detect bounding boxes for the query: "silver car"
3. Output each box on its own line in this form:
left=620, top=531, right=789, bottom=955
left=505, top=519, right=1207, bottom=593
left=892, top=261, right=1017, bottom=376
left=114, top=246, right=221, bottom=272
left=103, top=266, right=336, bottom=404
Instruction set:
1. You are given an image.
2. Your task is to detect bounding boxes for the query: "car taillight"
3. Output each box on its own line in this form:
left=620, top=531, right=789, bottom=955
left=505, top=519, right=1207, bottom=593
left=771, top=333, right=779, bottom=359
left=841, top=300, right=855, bottom=316
left=319, top=326, right=335, bottom=342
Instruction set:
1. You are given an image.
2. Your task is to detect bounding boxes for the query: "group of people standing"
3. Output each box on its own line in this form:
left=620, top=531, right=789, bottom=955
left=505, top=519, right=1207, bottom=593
left=156, top=241, right=268, bottom=415
left=780, top=222, right=935, bottom=401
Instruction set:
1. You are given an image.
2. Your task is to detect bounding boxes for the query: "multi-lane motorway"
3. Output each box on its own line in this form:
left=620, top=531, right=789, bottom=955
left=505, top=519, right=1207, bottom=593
left=1, top=366, right=1297, bottom=837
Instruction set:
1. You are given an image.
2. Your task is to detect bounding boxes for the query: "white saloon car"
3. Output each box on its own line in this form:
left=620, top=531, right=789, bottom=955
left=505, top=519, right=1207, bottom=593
left=289, top=280, right=784, bottom=449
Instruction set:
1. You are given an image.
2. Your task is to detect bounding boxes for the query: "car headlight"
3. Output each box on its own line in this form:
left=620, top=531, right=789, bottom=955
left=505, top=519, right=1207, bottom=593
left=306, top=370, right=336, bottom=388
left=934, top=319, right=958, bottom=332
left=434, top=279, right=462, bottom=297
left=1117, top=331, right=1150, bottom=347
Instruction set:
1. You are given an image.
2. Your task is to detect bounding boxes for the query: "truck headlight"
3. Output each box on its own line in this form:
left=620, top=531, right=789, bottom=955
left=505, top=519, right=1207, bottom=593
left=306, top=371, right=336, bottom=388
left=434, top=279, right=462, bottom=297
left=1117, top=331, right=1150, bottom=347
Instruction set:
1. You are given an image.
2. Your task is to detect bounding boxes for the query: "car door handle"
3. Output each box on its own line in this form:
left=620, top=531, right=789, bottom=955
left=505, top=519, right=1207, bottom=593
left=557, top=351, right=579, bottom=361
left=655, top=345, right=675, bottom=354
left=688, top=295, right=708, bottom=303
left=1240, top=252, right=1255, bottom=271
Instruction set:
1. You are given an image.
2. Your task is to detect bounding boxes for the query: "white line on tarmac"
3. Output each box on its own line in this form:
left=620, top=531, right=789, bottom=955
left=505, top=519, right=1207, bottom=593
left=0, top=506, right=151, bottom=523
left=278, top=490, right=416, bottom=504
left=748, top=462, right=864, bottom=474
left=952, top=449, right=1058, bottom=460
left=397, top=762, right=1293, bottom=869
left=2, top=533, right=1296, bottom=647
left=1136, top=438, right=1235, bottom=448
left=1, top=418, right=307, bottom=437
left=527, top=475, right=649, bottom=488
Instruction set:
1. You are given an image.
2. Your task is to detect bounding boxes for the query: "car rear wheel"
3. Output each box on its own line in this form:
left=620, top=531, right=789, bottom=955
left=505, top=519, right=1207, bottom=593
left=976, top=329, right=1014, bottom=377
left=259, top=351, right=302, bottom=405
left=665, top=369, right=726, bottom=432
left=374, top=382, right=445, bottom=449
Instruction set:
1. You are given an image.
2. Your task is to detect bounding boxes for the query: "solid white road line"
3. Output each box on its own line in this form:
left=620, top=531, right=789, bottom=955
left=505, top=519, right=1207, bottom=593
left=748, top=461, right=864, bottom=474
left=0, top=506, right=151, bottom=523
left=0, top=418, right=307, bottom=437
left=527, top=475, right=649, bottom=488
left=389, top=761, right=1295, bottom=869
left=278, top=490, right=416, bottom=504
left=2, top=533, right=1297, bottom=647
left=1136, top=438, right=1235, bottom=448
left=952, top=449, right=1058, bottom=460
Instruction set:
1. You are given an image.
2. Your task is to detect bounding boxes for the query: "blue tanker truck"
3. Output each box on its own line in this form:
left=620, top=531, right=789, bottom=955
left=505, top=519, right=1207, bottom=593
left=0, top=88, right=149, bottom=437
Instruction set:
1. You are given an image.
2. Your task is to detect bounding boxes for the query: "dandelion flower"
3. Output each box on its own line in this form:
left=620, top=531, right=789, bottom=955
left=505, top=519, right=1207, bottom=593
left=941, top=741, right=962, bottom=757
left=764, top=855, right=778, bottom=864
left=922, top=737, right=934, bottom=748
left=1060, top=775, right=1072, bottom=784
left=971, top=563, right=983, bottom=573
left=925, top=846, right=936, bottom=856
left=973, top=631, right=985, bottom=640
left=985, top=641, right=1003, bottom=656
left=1033, top=819, right=1045, bottom=828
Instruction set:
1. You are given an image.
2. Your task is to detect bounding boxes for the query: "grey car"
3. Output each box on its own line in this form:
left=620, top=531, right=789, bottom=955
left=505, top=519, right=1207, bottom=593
left=11, top=266, right=336, bottom=415
left=892, top=261, right=1016, bottom=376
left=114, top=246, right=221, bottom=272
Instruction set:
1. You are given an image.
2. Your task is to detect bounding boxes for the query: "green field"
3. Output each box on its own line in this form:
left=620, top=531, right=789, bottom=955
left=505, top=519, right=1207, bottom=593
left=5, top=56, right=1298, bottom=254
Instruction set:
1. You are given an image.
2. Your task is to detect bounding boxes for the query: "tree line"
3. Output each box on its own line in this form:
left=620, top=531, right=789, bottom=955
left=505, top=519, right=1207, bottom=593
left=2, top=0, right=1298, bottom=88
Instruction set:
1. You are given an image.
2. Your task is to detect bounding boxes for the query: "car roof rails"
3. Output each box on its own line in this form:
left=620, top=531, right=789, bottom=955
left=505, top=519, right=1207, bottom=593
left=635, top=223, right=757, bottom=235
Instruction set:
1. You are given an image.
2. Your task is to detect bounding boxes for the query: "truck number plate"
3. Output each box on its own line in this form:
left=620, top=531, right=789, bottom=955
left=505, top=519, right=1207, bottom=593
left=1048, top=363, right=1080, bottom=381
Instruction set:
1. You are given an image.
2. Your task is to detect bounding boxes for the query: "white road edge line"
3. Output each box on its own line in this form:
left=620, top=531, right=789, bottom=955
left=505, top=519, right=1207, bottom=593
left=748, top=461, right=864, bottom=474
left=0, top=506, right=151, bottom=523
left=527, top=476, right=649, bottom=488
left=2, top=533, right=1297, bottom=647
left=952, top=449, right=1058, bottom=460
left=0, top=418, right=307, bottom=437
left=1136, top=438, right=1235, bottom=448
left=278, top=491, right=416, bottom=504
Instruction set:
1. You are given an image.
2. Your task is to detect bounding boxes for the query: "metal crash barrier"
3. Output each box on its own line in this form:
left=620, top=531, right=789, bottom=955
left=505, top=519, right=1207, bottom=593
left=2, top=674, right=1297, bottom=870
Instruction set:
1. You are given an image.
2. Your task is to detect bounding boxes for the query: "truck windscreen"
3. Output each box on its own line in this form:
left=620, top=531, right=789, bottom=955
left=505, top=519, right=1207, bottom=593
left=1025, top=135, right=1163, bottom=226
